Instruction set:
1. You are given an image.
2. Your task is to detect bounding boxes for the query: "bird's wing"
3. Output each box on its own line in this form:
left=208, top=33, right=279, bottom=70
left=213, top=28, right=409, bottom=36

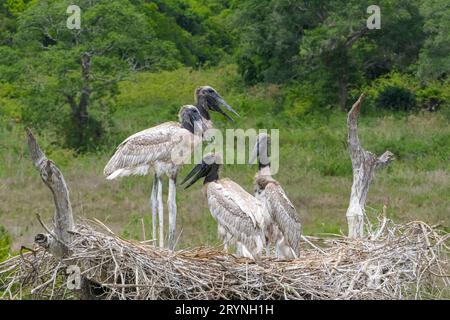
left=220, top=179, right=265, bottom=226
left=207, top=180, right=264, bottom=254
left=264, top=182, right=302, bottom=254
left=104, top=122, right=190, bottom=178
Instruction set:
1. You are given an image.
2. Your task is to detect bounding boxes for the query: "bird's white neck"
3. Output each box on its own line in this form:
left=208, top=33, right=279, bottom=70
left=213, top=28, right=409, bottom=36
left=258, top=165, right=271, bottom=177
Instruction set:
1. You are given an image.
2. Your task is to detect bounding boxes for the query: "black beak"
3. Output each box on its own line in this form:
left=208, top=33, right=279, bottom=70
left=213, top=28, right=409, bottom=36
left=181, top=163, right=209, bottom=189
left=209, top=92, right=240, bottom=122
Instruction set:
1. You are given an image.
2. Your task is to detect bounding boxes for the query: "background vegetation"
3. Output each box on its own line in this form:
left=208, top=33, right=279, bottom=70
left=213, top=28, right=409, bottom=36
left=0, top=0, right=449, bottom=254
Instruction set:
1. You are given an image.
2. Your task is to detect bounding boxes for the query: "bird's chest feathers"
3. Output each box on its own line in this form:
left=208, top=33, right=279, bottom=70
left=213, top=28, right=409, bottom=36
left=255, top=186, right=265, bottom=199
left=154, top=161, right=179, bottom=176
left=169, top=131, right=202, bottom=166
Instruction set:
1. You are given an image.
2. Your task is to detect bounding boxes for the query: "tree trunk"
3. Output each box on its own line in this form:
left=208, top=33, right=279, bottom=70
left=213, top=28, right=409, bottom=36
left=346, top=94, right=394, bottom=238
left=79, top=52, right=91, bottom=123
left=27, top=128, right=74, bottom=257
left=27, top=128, right=100, bottom=298
left=67, top=52, right=92, bottom=149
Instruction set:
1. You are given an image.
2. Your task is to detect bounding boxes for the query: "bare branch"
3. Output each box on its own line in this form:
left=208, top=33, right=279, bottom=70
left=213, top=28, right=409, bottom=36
left=345, top=96, right=394, bottom=239
left=344, top=27, right=369, bottom=48
left=26, top=129, right=74, bottom=257
left=376, top=151, right=395, bottom=170
left=347, top=93, right=365, bottom=166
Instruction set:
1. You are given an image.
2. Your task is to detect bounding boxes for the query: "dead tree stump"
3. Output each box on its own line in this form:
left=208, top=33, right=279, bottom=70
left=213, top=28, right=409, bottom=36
left=346, top=94, right=394, bottom=239
left=27, top=128, right=74, bottom=257
left=26, top=128, right=100, bottom=299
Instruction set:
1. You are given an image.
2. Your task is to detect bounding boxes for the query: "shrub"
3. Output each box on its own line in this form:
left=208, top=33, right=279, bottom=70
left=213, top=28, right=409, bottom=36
left=355, top=71, right=450, bottom=114
left=282, top=81, right=331, bottom=118
left=376, top=86, right=417, bottom=111
left=0, top=226, right=11, bottom=262
left=353, top=72, right=419, bottom=113
left=416, top=82, right=450, bottom=112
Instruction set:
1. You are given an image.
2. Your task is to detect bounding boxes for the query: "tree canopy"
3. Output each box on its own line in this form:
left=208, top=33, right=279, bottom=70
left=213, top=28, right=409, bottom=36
left=0, top=0, right=448, bottom=151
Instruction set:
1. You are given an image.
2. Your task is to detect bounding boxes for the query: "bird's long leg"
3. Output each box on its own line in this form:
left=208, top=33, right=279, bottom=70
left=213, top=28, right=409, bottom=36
left=167, top=176, right=177, bottom=250
left=240, top=244, right=255, bottom=259
left=235, top=242, right=243, bottom=257
left=265, top=238, right=271, bottom=256
left=157, top=176, right=164, bottom=248
left=151, top=174, right=158, bottom=244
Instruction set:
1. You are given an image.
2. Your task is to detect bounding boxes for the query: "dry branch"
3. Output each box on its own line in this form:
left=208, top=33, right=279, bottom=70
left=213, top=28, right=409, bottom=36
left=346, top=95, right=394, bottom=239
left=25, top=129, right=99, bottom=299
left=26, top=128, right=74, bottom=257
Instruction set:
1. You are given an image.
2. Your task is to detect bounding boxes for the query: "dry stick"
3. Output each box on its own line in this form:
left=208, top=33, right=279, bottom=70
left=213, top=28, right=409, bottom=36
left=26, top=128, right=99, bottom=299
left=140, top=218, right=146, bottom=241
left=27, top=128, right=74, bottom=256
left=346, top=94, right=394, bottom=239
left=301, top=235, right=326, bottom=254
left=35, top=213, right=68, bottom=249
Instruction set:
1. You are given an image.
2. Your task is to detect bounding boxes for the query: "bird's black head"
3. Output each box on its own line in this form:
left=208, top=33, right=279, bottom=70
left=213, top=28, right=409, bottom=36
left=195, top=86, right=240, bottom=122
left=178, top=105, right=207, bottom=134
left=181, top=153, right=222, bottom=188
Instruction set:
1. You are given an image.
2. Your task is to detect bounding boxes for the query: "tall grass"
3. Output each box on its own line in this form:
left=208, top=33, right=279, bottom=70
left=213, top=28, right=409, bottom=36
left=1, top=65, right=449, bottom=249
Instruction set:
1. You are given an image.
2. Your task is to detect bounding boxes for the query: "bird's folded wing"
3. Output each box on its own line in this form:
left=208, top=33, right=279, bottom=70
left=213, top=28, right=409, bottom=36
left=104, top=122, right=188, bottom=176
left=220, top=179, right=266, bottom=227
left=264, top=183, right=302, bottom=252
left=207, top=181, right=264, bottom=250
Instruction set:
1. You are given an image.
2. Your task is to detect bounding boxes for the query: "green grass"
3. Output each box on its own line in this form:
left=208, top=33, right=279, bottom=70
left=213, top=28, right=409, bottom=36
left=0, top=226, right=11, bottom=262
left=0, top=65, right=449, bottom=250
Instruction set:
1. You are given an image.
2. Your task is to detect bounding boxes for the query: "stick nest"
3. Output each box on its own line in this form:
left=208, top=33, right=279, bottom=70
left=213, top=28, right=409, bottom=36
left=1, top=217, right=448, bottom=300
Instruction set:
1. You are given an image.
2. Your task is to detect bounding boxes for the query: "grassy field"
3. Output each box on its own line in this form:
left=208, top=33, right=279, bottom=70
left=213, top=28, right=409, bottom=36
left=1, top=66, right=449, bottom=252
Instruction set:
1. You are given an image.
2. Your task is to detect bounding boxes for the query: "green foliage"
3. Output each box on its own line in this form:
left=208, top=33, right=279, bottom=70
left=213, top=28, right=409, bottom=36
left=355, top=71, right=450, bottom=113
left=0, top=46, right=21, bottom=82
left=235, top=0, right=426, bottom=108
left=235, top=0, right=315, bottom=84
left=376, top=86, right=417, bottom=111
left=0, top=226, right=11, bottom=262
left=121, top=214, right=152, bottom=241
left=1, top=0, right=236, bottom=152
left=417, top=0, right=450, bottom=81
left=3, top=0, right=32, bottom=16
left=282, top=82, right=331, bottom=118
left=10, top=0, right=185, bottom=151
left=0, top=88, right=23, bottom=120
left=301, top=0, right=425, bottom=108
left=416, top=82, right=450, bottom=111
left=143, top=0, right=235, bottom=66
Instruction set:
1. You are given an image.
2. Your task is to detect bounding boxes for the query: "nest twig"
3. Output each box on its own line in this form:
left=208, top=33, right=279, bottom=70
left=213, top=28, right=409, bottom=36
left=1, top=217, right=448, bottom=300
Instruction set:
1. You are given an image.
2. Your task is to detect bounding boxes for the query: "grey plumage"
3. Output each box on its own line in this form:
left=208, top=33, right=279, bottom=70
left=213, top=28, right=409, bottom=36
left=206, top=178, right=266, bottom=258
left=255, top=175, right=302, bottom=258
left=104, top=121, right=198, bottom=179
left=182, top=153, right=266, bottom=259
left=104, top=86, right=239, bottom=251
left=104, top=105, right=204, bottom=250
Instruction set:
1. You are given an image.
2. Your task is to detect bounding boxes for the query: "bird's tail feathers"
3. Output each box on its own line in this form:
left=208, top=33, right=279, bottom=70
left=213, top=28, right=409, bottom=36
left=105, top=166, right=150, bottom=180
